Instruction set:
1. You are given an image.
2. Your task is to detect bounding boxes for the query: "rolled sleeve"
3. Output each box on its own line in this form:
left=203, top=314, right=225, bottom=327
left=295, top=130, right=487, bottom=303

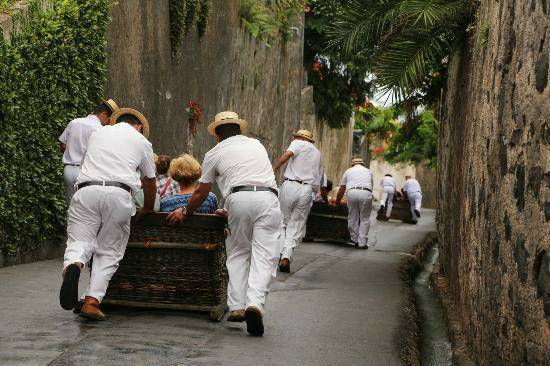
left=59, top=122, right=71, bottom=144
left=139, top=144, right=156, bottom=179
left=287, top=140, right=302, bottom=156
left=199, top=153, right=217, bottom=184
left=340, top=171, right=348, bottom=186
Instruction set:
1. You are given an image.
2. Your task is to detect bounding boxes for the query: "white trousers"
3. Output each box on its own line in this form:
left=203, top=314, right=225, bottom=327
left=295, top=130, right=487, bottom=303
left=225, top=191, right=281, bottom=314
left=408, top=191, right=422, bottom=220
left=63, top=185, right=134, bottom=302
left=63, top=165, right=80, bottom=204
left=346, top=189, right=373, bottom=246
left=380, top=186, right=395, bottom=218
left=279, top=180, right=313, bottom=261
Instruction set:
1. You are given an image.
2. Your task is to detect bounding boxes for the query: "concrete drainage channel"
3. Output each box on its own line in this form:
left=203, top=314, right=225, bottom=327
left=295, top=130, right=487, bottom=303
left=413, top=244, right=453, bottom=365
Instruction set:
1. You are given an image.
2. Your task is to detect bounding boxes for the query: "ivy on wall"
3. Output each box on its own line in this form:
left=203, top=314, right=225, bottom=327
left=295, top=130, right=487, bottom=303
left=239, top=0, right=305, bottom=46
left=0, top=0, right=110, bottom=255
left=169, top=0, right=211, bottom=56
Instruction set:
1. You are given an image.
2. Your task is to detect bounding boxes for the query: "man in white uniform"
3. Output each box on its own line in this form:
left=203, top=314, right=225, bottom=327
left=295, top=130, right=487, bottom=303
left=59, top=99, right=119, bottom=203
left=402, top=175, right=422, bottom=222
left=379, top=174, right=397, bottom=220
left=167, top=111, right=281, bottom=337
left=59, top=108, right=156, bottom=320
left=273, top=130, right=327, bottom=273
left=335, top=158, right=373, bottom=249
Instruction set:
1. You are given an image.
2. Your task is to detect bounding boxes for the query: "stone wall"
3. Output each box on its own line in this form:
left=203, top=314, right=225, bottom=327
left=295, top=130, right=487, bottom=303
left=437, top=0, right=549, bottom=364
left=300, top=85, right=353, bottom=184
left=105, top=0, right=303, bottom=176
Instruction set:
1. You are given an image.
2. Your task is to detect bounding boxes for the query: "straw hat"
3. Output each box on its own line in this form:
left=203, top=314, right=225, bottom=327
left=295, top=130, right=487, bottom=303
left=207, top=111, right=248, bottom=137
left=351, top=157, right=365, bottom=166
left=110, top=107, right=150, bottom=139
left=293, top=129, right=314, bottom=143
left=103, top=99, right=119, bottom=114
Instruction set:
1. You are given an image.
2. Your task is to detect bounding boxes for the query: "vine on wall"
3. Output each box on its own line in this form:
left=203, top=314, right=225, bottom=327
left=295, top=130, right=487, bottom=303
left=169, top=0, right=211, bottom=56
left=0, top=0, right=110, bottom=255
left=239, top=0, right=305, bottom=46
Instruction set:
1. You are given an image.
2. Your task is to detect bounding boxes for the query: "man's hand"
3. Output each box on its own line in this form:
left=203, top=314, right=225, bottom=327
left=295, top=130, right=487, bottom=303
left=135, top=207, right=155, bottom=221
left=214, top=209, right=228, bottom=219
left=167, top=207, right=186, bottom=225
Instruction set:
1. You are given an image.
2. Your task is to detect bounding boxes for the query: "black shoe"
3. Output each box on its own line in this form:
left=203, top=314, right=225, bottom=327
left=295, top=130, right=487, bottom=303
left=60, top=264, right=81, bottom=310
left=73, top=300, right=85, bottom=315
left=414, top=209, right=421, bottom=218
left=245, top=307, right=264, bottom=336
left=278, top=259, right=290, bottom=273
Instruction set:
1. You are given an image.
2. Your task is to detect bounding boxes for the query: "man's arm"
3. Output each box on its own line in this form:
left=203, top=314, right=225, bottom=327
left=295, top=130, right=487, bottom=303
left=59, top=143, right=66, bottom=153
left=335, top=185, right=346, bottom=206
left=273, top=151, right=294, bottom=172
left=142, top=177, right=157, bottom=210
left=320, top=187, right=329, bottom=203
left=167, top=183, right=212, bottom=225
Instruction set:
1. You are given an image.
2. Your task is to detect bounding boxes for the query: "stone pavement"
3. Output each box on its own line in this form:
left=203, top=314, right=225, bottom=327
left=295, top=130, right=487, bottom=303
left=0, top=209, right=435, bottom=366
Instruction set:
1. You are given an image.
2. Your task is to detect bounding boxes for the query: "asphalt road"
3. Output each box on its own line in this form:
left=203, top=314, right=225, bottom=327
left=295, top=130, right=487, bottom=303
left=0, top=209, right=435, bottom=366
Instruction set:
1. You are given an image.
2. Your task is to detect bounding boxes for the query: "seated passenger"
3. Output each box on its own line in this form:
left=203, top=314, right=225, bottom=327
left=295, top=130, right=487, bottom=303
left=156, top=154, right=180, bottom=198
left=160, top=154, right=218, bottom=214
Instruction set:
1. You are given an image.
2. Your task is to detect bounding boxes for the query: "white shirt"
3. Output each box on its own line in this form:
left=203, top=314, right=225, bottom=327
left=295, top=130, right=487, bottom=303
left=199, top=135, right=277, bottom=199
left=283, top=139, right=324, bottom=189
left=76, top=123, right=156, bottom=194
left=380, top=176, right=397, bottom=189
left=340, top=165, right=373, bottom=191
left=59, top=115, right=102, bottom=165
left=403, top=178, right=422, bottom=193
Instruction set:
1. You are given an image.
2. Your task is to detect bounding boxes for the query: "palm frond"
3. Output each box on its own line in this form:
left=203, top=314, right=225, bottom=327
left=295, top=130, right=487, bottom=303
left=373, top=28, right=451, bottom=98
left=399, top=0, right=468, bottom=28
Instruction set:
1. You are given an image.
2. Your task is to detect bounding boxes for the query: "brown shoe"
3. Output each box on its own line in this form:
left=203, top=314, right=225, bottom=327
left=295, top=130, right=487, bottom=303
left=79, top=296, right=106, bottom=321
left=278, top=258, right=290, bottom=273
left=227, top=310, right=246, bottom=322
left=245, top=306, right=264, bottom=336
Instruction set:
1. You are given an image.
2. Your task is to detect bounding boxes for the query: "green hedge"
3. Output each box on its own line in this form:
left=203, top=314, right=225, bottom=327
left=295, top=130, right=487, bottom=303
left=0, top=0, right=110, bottom=256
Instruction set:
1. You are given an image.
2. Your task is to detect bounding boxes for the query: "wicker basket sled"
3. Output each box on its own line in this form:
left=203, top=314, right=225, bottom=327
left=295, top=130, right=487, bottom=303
left=102, top=213, right=228, bottom=321
left=304, top=202, right=351, bottom=243
left=376, top=197, right=416, bottom=223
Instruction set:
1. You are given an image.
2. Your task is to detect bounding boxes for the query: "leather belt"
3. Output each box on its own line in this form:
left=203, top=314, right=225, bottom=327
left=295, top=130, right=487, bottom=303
left=64, top=164, right=80, bottom=167
left=284, top=178, right=308, bottom=185
left=230, top=185, right=278, bottom=197
left=350, top=187, right=372, bottom=192
left=76, top=181, right=132, bottom=193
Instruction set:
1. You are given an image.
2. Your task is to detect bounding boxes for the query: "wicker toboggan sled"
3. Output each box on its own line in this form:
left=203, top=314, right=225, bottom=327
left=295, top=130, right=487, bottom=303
left=102, top=213, right=228, bottom=321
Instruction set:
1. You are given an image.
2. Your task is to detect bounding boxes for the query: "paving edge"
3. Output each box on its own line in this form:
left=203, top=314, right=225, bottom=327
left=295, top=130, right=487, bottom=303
left=395, top=231, right=438, bottom=366
left=0, top=240, right=65, bottom=268
left=431, top=265, right=476, bottom=366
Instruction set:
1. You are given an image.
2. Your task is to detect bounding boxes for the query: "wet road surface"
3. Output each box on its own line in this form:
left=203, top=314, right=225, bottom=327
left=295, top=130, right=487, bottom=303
left=0, top=210, right=435, bottom=366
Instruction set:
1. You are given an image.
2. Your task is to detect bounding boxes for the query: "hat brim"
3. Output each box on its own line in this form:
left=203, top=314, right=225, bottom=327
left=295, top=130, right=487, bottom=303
left=110, top=107, right=150, bottom=139
left=103, top=99, right=119, bottom=113
left=207, top=118, right=248, bottom=137
left=293, top=133, right=315, bottom=143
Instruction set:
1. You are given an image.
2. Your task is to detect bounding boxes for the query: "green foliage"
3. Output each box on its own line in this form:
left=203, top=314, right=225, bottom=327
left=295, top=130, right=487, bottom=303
left=355, top=104, right=398, bottom=142
left=384, top=109, right=439, bottom=169
left=239, top=0, right=305, bottom=46
left=326, top=0, right=471, bottom=105
left=169, top=0, right=211, bottom=56
left=304, top=0, right=373, bottom=128
left=0, top=0, right=15, bottom=12
left=0, top=0, right=110, bottom=255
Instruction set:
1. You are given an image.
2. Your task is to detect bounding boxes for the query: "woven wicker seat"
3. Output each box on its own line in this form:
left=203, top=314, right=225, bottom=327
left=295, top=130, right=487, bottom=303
left=102, top=213, right=228, bottom=321
left=376, top=198, right=416, bottom=223
left=305, top=202, right=351, bottom=243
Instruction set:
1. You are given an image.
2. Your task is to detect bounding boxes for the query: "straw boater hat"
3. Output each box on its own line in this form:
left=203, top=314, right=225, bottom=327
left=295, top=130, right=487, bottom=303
left=110, top=107, right=150, bottom=139
left=103, top=99, right=119, bottom=114
left=351, top=157, right=365, bottom=166
left=293, top=129, right=315, bottom=143
left=207, top=111, right=248, bottom=137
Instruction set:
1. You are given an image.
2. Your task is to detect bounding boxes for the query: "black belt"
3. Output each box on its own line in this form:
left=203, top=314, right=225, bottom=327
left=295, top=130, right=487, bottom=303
left=350, top=187, right=372, bottom=192
left=76, top=181, right=132, bottom=193
left=284, top=178, right=308, bottom=185
left=230, top=185, right=278, bottom=197
left=64, top=164, right=80, bottom=167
